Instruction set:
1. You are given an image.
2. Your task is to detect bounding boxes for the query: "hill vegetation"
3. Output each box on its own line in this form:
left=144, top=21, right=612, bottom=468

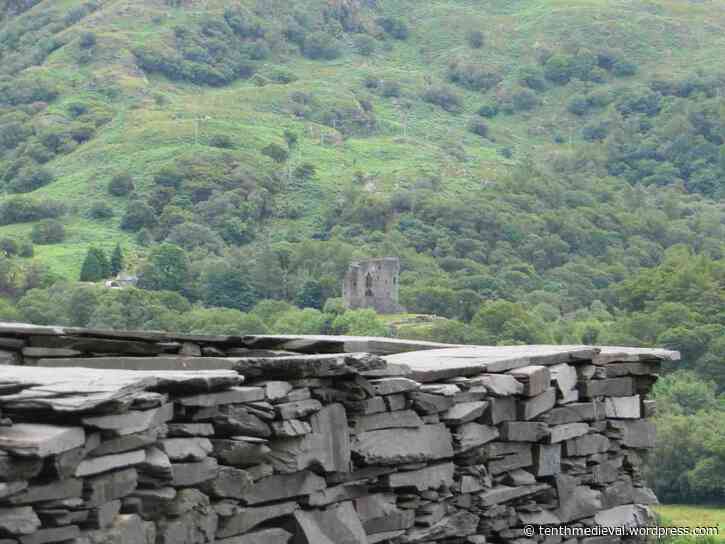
left=0, top=0, right=724, bottom=505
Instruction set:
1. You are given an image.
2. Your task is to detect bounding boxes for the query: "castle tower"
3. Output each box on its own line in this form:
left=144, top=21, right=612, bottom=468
left=342, top=257, right=403, bottom=314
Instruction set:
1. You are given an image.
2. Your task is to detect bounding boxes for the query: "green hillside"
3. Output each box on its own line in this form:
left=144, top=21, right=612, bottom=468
left=1, top=0, right=725, bottom=506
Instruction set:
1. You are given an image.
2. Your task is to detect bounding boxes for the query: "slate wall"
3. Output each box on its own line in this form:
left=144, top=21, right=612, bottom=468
left=0, top=324, right=676, bottom=544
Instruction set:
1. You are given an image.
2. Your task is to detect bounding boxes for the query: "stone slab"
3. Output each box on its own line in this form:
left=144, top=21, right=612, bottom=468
left=83, top=404, right=174, bottom=436
left=239, top=471, right=326, bottom=505
left=352, top=424, right=453, bottom=465
left=76, top=450, right=146, bottom=477
left=0, top=424, right=85, bottom=458
left=385, top=345, right=597, bottom=382
left=519, top=388, right=556, bottom=420
left=508, top=365, right=551, bottom=397
left=294, top=501, right=367, bottom=544
left=177, top=387, right=265, bottom=407
left=352, top=410, right=423, bottom=433
left=604, top=396, right=641, bottom=419
left=384, top=462, right=455, bottom=491
left=216, top=501, right=298, bottom=538
left=216, top=528, right=292, bottom=544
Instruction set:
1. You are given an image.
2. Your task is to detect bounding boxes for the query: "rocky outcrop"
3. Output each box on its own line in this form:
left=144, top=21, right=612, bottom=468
left=0, top=324, right=678, bottom=543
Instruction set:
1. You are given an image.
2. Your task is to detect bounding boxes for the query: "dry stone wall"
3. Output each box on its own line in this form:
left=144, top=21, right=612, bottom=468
left=0, top=323, right=679, bottom=544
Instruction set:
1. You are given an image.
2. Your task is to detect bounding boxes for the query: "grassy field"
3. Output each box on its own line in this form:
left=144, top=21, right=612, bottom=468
left=3, top=0, right=725, bottom=278
left=656, top=505, right=725, bottom=542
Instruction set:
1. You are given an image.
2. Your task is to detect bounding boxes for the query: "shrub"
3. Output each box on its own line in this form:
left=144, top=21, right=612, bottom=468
left=512, top=89, right=540, bottom=111
left=120, top=201, right=157, bottom=231
left=293, top=163, right=316, bottom=181
left=0, top=237, right=19, bottom=256
left=544, top=54, right=575, bottom=85
left=518, top=66, right=547, bottom=91
left=31, top=219, right=65, bottom=244
left=380, top=80, right=401, bottom=98
left=447, top=60, right=502, bottom=92
left=88, top=201, right=114, bottom=219
left=208, top=134, right=234, bottom=149
left=567, top=95, right=591, bottom=116
left=79, top=32, right=96, bottom=49
left=108, top=174, right=135, bottom=196
left=612, top=59, right=637, bottom=77
left=466, top=30, right=484, bottom=49
left=261, top=143, right=289, bottom=163
left=67, top=102, right=89, bottom=117
left=422, top=85, right=463, bottom=113
left=154, top=167, right=184, bottom=188
left=377, top=17, right=409, bottom=40
left=0, top=197, right=65, bottom=225
left=302, top=32, right=341, bottom=60
left=582, top=122, right=609, bottom=141
left=468, top=119, right=489, bottom=138
left=355, top=35, right=376, bottom=56
left=478, top=104, right=499, bottom=118
left=9, top=167, right=55, bottom=193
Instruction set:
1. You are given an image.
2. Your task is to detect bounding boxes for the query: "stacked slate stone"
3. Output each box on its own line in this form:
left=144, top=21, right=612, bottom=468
left=0, top=323, right=678, bottom=544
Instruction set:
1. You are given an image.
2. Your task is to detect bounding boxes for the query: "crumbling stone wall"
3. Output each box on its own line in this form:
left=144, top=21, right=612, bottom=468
left=0, top=324, right=678, bottom=544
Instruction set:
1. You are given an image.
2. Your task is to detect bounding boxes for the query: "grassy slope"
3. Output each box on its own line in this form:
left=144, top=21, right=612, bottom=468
left=2, top=0, right=725, bottom=278
left=656, top=504, right=725, bottom=541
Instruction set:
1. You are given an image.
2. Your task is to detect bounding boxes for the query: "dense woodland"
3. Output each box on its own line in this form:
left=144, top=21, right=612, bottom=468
left=0, top=0, right=724, bottom=508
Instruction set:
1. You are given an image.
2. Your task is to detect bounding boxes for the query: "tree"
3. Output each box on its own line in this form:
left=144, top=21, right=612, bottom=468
left=110, top=243, right=124, bottom=275
left=261, top=143, right=289, bottom=163
left=200, top=260, right=258, bottom=312
left=80, top=247, right=111, bottom=282
left=108, top=174, right=135, bottom=196
left=331, top=309, right=388, bottom=336
left=295, top=279, right=323, bottom=309
left=137, top=243, right=190, bottom=293
left=271, top=308, right=327, bottom=334
left=121, top=201, right=157, bottom=231
left=31, top=219, right=65, bottom=244
left=302, top=32, right=341, bottom=60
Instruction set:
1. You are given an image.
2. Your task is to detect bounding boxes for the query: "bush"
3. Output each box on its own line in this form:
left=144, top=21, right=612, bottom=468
left=478, top=104, right=499, bottom=118
left=377, top=17, right=409, bottom=40
left=209, top=134, right=234, bottom=149
left=154, top=167, right=184, bottom=188
left=67, top=102, right=89, bottom=117
left=0, top=238, right=19, bottom=256
left=302, top=32, right=341, bottom=60
left=612, top=59, right=637, bottom=77
left=293, top=163, right=316, bottom=181
left=582, top=122, right=609, bottom=141
left=88, top=201, right=114, bottom=219
left=79, top=32, right=96, bottom=49
left=468, top=119, right=489, bottom=138
left=120, top=201, right=157, bottom=231
left=422, top=85, right=463, bottom=113
left=108, top=174, right=135, bottom=196
left=380, top=80, right=401, bottom=98
left=261, top=143, right=289, bottom=163
left=31, top=219, right=65, bottom=244
left=466, top=30, right=484, bottom=49
left=355, top=35, right=376, bottom=56
left=447, top=60, right=502, bottom=92
left=9, top=167, right=55, bottom=193
left=0, top=197, right=65, bottom=225
left=567, top=95, right=591, bottom=116
left=512, top=89, right=540, bottom=111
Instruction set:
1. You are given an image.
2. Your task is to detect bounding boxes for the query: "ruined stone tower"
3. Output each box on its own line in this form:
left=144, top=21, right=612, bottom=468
left=343, top=257, right=403, bottom=314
